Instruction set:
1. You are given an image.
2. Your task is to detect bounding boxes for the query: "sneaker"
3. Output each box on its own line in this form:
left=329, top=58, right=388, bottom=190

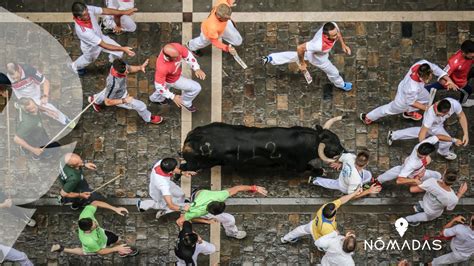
left=88, top=96, right=101, bottom=112
left=307, top=176, right=317, bottom=185
left=408, top=221, right=420, bottom=227
left=402, top=112, right=423, bottom=121
left=51, top=244, right=64, bottom=252
left=359, top=113, right=373, bottom=125
left=119, top=246, right=139, bottom=258
left=413, top=202, right=424, bottom=213
left=387, top=130, right=393, bottom=146
left=155, top=209, right=167, bottom=219
left=136, top=199, right=145, bottom=213
left=25, top=218, right=36, bottom=227
left=341, top=82, right=353, bottom=91
left=229, top=231, right=247, bottom=239
left=183, top=105, right=197, bottom=113
left=261, top=56, right=272, bottom=65
left=280, top=237, right=299, bottom=244
left=77, top=68, right=87, bottom=77
left=149, top=115, right=164, bottom=125
left=462, top=99, right=474, bottom=107
left=70, top=203, right=80, bottom=211
left=440, top=152, right=457, bottom=161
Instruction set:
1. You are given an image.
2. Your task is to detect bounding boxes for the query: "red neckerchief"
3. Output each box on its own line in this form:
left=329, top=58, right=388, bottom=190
left=110, top=67, right=127, bottom=78
left=410, top=64, right=422, bottom=82
left=154, top=166, right=173, bottom=177
left=421, top=157, right=428, bottom=166
left=322, top=34, right=336, bottom=51
left=73, top=17, right=93, bottom=29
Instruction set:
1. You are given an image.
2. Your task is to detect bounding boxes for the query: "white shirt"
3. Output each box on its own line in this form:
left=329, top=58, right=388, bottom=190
left=306, top=22, right=339, bottom=54
left=7, top=64, right=45, bottom=101
left=315, top=231, right=355, bottom=266
left=423, top=97, right=462, bottom=129
left=338, top=153, right=363, bottom=194
left=443, top=224, right=474, bottom=258
left=419, top=178, right=458, bottom=215
left=394, top=60, right=447, bottom=109
left=148, top=160, right=173, bottom=203
left=399, top=136, right=439, bottom=178
left=74, top=5, right=104, bottom=49
left=106, top=0, right=134, bottom=10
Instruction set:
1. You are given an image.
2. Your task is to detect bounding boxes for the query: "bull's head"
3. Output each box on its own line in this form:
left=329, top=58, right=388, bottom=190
left=316, top=116, right=346, bottom=163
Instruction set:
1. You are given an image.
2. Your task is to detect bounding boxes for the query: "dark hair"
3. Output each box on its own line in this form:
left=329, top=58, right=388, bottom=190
left=436, top=99, right=451, bottom=113
left=461, top=40, right=474, bottom=54
left=206, top=201, right=226, bottom=215
left=323, top=22, right=336, bottom=35
left=112, top=59, right=127, bottom=74
left=322, top=203, right=337, bottom=219
left=183, top=233, right=198, bottom=247
left=443, top=169, right=458, bottom=186
left=355, top=151, right=370, bottom=167
left=418, top=63, right=433, bottom=79
left=72, top=2, right=87, bottom=18
left=78, top=218, right=93, bottom=231
left=417, top=142, right=436, bottom=156
left=342, top=235, right=357, bottom=253
left=160, top=158, right=178, bottom=173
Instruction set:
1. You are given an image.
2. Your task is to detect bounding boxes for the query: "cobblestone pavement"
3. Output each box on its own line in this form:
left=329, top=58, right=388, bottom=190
left=0, top=2, right=474, bottom=266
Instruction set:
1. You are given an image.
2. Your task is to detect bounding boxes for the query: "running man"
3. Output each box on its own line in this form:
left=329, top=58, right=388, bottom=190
left=429, top=215, right=474, bottom=265
left=101, top=0, right=137, bottom=34
left=309, top=151, right=381, bottom=198
left=136, top=158, right=196, bottom=219
left=0, top=244, right=33, bottom=266
left=70, top=2, right=136, bottom=76
left=387, top=97, right=469, bottom=160
left=360, top=60, right=457, bottom=124
left=176, top=185, right=268, bottom=239
left=377, top=136, right=449, bottom=187
left=187, top=0, right=241, bottom=56
left=314, top=231, right=356, bottom=266
left=88, top=58, right=163, bottom=124
left=262, top=22, right=353, bottom=91
left=175, top=221, right=216, bottom=266
left=280, top=188, right=362, bottom=244
left=150, top=43, right=206, bottom=113
left=425, top=40, right=474, bottom=107
left=51, top=201, right=138, bottom=257
left=6, top=63, right=71, bottom=125
left=404, top=169, right=467, bottom=226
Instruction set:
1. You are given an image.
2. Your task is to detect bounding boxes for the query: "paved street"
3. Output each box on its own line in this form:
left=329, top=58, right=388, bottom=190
left=0, top=1, right=474, bottom=265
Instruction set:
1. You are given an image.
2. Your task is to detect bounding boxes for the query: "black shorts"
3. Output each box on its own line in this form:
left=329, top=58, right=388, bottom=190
left=105, top=230, right=119, bottom=246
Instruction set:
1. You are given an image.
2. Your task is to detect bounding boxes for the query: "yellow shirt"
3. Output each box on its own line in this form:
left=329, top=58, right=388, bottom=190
left=311, top=199, right=342, bottom=240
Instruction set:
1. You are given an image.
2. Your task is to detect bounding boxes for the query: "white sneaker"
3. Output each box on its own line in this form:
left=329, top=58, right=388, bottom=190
left=155, top=210, right=167, bottom=219
left=280, top=236, right=299, bottom=244
left=441, top=152, right=457, bottom=161
left=26, top=218, right=36, bottom=227
left=462, top=99, right=474, bottom=107
left=230, top=231, right=247, bottom=239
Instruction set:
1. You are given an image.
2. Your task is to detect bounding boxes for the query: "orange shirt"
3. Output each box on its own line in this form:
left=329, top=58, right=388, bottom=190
left=201, top=0, right=232, bottom=51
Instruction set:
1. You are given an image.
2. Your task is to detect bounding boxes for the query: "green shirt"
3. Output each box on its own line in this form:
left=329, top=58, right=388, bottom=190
left=16, top=111, right=49, bottom=147
left=59, top=161, right=85, bottom=193
left=184, top=190, right=230, bottom=221
left=78, top=205, right=107, bottom=254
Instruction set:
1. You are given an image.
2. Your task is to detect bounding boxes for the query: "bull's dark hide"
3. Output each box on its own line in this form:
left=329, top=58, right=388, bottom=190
left=180, top=122, right=345, bottom=172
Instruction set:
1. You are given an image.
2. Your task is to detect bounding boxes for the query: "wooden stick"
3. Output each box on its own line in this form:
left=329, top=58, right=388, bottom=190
left=91, top=173, right=124, bottom=193
left=229, top=45, right=247, bottom=69
left=5, top=90, right=12, bottom=195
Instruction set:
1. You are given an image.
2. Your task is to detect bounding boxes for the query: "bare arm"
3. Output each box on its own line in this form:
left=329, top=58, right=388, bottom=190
left=99, top=40, right=126, bottom=52
left=337, top=31, right=351, bottom=55
left=396, top=177, right=420, bottom=186
left=163, top=195, right=184, bottom=212
left=458, top=112, right=469, bottom=146
left=418, top=126, right=429, bottom=142
left=101, top=7, right=137, bottom=16
left=296, top=43, right=307, bottom=66
left=339, top=188, right=362, bottom=205
left=226, top=185, right=267, bottom=197
left=411, top=101, right=428, bottom=111
left=14, top=135, right=40, bottom=154
left=128, top=59, right=149, bottom=74
left=91, top=200, right=128, bottom=216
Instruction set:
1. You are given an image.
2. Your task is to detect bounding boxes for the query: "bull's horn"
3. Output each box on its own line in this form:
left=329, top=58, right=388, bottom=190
left=323, top=115, right=343, bottom=129
left=318, top=143, right=337, bottom=163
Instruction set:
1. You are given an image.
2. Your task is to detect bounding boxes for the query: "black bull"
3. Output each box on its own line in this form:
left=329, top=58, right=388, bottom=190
left=180, top=117, right=346, bottom=172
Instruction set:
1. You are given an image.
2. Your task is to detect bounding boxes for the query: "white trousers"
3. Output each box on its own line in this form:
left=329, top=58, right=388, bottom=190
left=0, top=245, right=33, bottom=266
left=150, top=76, right=201, bottom=108
left=32, top=98, right=69, bottom=125
left=72, top=35, right=123, bottom=71
left=312, top=170, right=372, bottom=194
left=203, top=213, right=239, bottom=237
left=282, top=221, right=313, bottom=241
left=366, top=89, right=430, bottom=121
left=102, top=15, right=137, bottom=32
left=405, top=203, right=443, bottom=223
left=377, top=165, right=442, bottom=183
left=139, top=182, right=186, bottom=214
left=93, top=89, right=151, bottom=122
left=268, top=51, right=345, bottom=88
left=188, top=20, right=243, bottom=51
left=176, top=240, right=216, bottom=266
left=432, top=251, right=470, bottom=265
left=391, top=126, right=452, bottom=156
